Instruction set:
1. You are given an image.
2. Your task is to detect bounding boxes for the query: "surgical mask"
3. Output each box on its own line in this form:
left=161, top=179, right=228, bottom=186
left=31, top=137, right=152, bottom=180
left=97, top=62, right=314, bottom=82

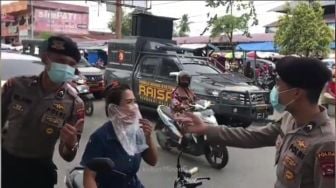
left=270, top=86, right=297, bottom=113
left=47, top=62, right=75, bottom=84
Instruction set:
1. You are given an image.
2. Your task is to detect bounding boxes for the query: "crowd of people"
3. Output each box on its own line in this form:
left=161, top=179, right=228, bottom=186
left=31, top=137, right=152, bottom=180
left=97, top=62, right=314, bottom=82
left=1, top=35, right=335, bottom=188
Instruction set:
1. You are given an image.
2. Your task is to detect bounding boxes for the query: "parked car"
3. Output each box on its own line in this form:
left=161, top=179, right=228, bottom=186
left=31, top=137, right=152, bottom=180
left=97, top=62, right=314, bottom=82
left=77, top=57, right=105, bottom=99
left=1, top=52, right=44, bottom=87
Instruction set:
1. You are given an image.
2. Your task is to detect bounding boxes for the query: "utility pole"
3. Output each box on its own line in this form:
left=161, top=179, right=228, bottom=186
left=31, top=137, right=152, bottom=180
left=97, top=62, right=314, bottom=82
left=30, top=0, right=34, bottom=39
left=115, top=0, right=122, bottom=39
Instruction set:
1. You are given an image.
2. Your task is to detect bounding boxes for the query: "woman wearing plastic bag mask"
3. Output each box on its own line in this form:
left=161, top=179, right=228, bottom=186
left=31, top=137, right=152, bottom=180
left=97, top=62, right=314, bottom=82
left=81, top=83, right=158, bottom=188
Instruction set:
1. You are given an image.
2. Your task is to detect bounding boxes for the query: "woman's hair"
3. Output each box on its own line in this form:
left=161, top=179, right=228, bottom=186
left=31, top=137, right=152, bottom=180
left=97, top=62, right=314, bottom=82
left=104, top=82, right=131, bottom=116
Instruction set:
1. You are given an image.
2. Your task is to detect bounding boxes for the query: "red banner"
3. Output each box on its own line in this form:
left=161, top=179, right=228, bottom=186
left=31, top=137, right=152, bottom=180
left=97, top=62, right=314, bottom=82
left=34, top=8, right=89, bottom=35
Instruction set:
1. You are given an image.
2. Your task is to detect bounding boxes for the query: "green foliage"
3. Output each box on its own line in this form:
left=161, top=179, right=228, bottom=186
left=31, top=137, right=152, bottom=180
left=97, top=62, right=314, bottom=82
left=108, top=10, right=132, bottom=36
left=39, top=32, right=52, bottom=40
left=274, top=2, right=333, bottom=57
left=202, top=0, right=258, bottom=36
left=210, top=15, right=248, bottom=39
left=177, top=14, right=192, bottom=37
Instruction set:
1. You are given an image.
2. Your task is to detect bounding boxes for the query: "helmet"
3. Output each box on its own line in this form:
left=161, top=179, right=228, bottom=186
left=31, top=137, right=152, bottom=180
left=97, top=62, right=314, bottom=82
left=177, top=71, right=191, bottom=87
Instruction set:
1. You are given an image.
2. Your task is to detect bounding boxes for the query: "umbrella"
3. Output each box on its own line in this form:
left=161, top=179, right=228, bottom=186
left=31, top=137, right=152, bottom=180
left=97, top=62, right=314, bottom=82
left=247, top=51, right=258, bottom=59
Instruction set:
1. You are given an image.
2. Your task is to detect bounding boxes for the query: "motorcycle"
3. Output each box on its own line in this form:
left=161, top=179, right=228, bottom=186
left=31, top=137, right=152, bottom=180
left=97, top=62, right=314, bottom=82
left=72, top=75, right=94, bottom=116
left=65, top=146, right=210, bottom=188
left=156, top=100, right=229, bottom=169
left=65, top=158, right=126, bottom=188
left=174, top=149, right=210, bottom=188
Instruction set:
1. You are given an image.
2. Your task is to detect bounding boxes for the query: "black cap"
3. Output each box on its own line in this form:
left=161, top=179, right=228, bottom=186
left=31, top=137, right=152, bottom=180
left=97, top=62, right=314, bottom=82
left=44, top=35, right=81, bottom=63
left=276, top=56, right=332, bottom=89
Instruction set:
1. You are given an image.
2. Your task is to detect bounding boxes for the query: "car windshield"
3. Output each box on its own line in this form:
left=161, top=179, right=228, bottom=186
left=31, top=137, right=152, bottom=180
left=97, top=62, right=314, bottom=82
left=77, top=57, right=92, bottom=68
left=2, top=59, right=44, bottom=80
left=183, top=64, right=220, bottom=75
left=180, top=57, right=222, bottom=75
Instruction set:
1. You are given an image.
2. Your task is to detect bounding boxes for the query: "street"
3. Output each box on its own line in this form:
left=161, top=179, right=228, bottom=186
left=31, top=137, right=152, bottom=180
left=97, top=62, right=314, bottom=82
left=54, top=100, right=279, bottom=188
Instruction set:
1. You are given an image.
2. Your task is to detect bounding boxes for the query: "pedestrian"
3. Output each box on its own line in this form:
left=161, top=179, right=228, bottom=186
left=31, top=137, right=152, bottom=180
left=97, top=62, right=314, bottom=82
left=244, top=61, right=254, bottom=79
left=1, top=35, right=85, bottom=188
left=81, top=83, right=158, bottom=188
left=175, top=56, right=335, bottom=188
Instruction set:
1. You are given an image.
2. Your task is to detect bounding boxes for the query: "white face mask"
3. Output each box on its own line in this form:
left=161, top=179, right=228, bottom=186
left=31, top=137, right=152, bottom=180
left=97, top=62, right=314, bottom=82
left=108, top=104, right=148, bottom=156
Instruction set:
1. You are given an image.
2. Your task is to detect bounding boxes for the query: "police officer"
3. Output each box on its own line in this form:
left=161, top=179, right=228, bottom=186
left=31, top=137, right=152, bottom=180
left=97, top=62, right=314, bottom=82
left=175, top=56, right=335, bottom=188
left=1, top=35, right=85, bottom=188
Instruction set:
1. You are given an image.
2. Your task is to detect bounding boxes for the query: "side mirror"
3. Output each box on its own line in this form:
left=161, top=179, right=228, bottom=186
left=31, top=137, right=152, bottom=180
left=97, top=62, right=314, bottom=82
left=86, top=157, right=115, bottom=172
left=169, top=72, right=179, bottom=77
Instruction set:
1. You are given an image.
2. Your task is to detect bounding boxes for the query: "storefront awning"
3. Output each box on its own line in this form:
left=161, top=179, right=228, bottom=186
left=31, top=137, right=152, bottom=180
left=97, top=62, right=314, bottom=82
left=235, top=42, right=278, bottom=52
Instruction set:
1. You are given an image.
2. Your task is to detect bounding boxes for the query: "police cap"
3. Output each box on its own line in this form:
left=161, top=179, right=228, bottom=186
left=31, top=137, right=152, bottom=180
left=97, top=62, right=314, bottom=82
left=276, top=56, right=332, bottom=90
left=44, top=35, right=81, bottom=63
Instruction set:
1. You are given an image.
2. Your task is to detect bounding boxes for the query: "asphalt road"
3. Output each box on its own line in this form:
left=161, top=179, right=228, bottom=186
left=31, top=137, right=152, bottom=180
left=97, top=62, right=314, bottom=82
left=53, top=100, right=334, bottom=188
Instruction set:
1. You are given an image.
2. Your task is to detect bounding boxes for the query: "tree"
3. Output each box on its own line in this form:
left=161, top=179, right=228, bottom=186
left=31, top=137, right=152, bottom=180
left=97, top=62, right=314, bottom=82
left=210, top=15, right=248, bottom=49
left=39, top=32, right=52, bottom=40
left=275, top=2, right=333, bottom=57
left=203, top=0, right=258, bottom=60
left=177, top=14, right=192, bottom=37
left=202, top=0, right=258, bottom=35
left=173, top=22, right=179, bottom=37
left=108, top=10, right=132, bottom=36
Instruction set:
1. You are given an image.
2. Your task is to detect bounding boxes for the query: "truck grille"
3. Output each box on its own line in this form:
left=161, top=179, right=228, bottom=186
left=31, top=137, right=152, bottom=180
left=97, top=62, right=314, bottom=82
left=85, top=75, right=103, bottom=82
left=248, top=93, right=266, bottom=104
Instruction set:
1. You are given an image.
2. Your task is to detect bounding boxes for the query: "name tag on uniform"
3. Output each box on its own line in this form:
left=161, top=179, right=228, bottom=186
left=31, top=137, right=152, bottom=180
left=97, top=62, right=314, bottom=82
left=41, top=114, right=64, bottom=128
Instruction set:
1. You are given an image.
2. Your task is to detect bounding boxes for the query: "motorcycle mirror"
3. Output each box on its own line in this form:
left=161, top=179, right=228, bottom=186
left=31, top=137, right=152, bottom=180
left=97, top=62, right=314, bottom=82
left=86, top=157, right=115, bottom=173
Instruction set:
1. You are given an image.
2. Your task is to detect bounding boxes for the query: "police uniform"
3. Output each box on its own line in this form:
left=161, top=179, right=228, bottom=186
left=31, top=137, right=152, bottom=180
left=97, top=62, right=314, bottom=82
left=1, top=36, right=84, bottom=188
left=206, top=109, right=335, bottom=188
left=205, top=56, right=335, bottom=188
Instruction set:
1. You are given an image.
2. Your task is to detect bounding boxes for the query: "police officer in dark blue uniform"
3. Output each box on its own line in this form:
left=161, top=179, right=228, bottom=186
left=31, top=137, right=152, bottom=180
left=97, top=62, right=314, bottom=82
left=1, top=35, right=85, bottom=188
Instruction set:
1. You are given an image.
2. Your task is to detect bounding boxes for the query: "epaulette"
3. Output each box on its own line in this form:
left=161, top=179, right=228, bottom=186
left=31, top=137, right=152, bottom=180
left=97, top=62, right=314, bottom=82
left=65, top=82, right=79, bottom=99
left=15, top=75, right=39, bottom=87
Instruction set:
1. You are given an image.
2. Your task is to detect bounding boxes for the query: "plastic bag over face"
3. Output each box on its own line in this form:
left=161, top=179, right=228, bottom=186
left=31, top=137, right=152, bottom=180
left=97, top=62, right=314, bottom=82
left=108, top=104, right=148, bottom=156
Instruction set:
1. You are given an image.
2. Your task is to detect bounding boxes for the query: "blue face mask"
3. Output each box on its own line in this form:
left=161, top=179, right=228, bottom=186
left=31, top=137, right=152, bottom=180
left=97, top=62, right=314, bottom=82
left=270, top=86, right=297, bottom=113
left=47, top=62, right=75, bottom=84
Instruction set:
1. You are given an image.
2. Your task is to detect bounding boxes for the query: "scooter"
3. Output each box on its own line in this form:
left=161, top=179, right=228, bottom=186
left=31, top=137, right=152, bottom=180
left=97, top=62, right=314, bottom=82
left=65, top=158, right=126, bottom=188
left=65, top=146, right=210, bottom=188
left=156, top=100, right=229, bottom=169
left=72, top=75, right=94, bottom=116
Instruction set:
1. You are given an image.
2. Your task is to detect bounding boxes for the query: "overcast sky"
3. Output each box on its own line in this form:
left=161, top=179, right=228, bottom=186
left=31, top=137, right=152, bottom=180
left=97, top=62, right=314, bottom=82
left=1, top=0, right=285, bottom=36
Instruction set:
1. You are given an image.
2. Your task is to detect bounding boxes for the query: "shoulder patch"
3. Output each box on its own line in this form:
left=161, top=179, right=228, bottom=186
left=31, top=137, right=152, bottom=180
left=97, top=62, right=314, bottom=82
left=317, top=151, right=335, bottom=177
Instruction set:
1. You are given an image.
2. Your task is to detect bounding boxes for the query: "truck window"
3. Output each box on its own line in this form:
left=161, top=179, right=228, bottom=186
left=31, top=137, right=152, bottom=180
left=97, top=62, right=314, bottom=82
left=139, top=57, right=159, bottom=77
left=158, top=57, right=180, bottom=80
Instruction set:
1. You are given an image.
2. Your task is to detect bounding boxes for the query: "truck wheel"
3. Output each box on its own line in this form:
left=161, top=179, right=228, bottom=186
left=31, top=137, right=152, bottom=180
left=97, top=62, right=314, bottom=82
left=93, top=92, right=103, bottom=99
left=205, top=144, right=229, bottom=169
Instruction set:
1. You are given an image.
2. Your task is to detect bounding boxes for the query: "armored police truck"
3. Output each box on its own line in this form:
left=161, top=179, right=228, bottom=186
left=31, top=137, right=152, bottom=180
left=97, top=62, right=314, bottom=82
left=104, top=13, right=273, bottom=127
